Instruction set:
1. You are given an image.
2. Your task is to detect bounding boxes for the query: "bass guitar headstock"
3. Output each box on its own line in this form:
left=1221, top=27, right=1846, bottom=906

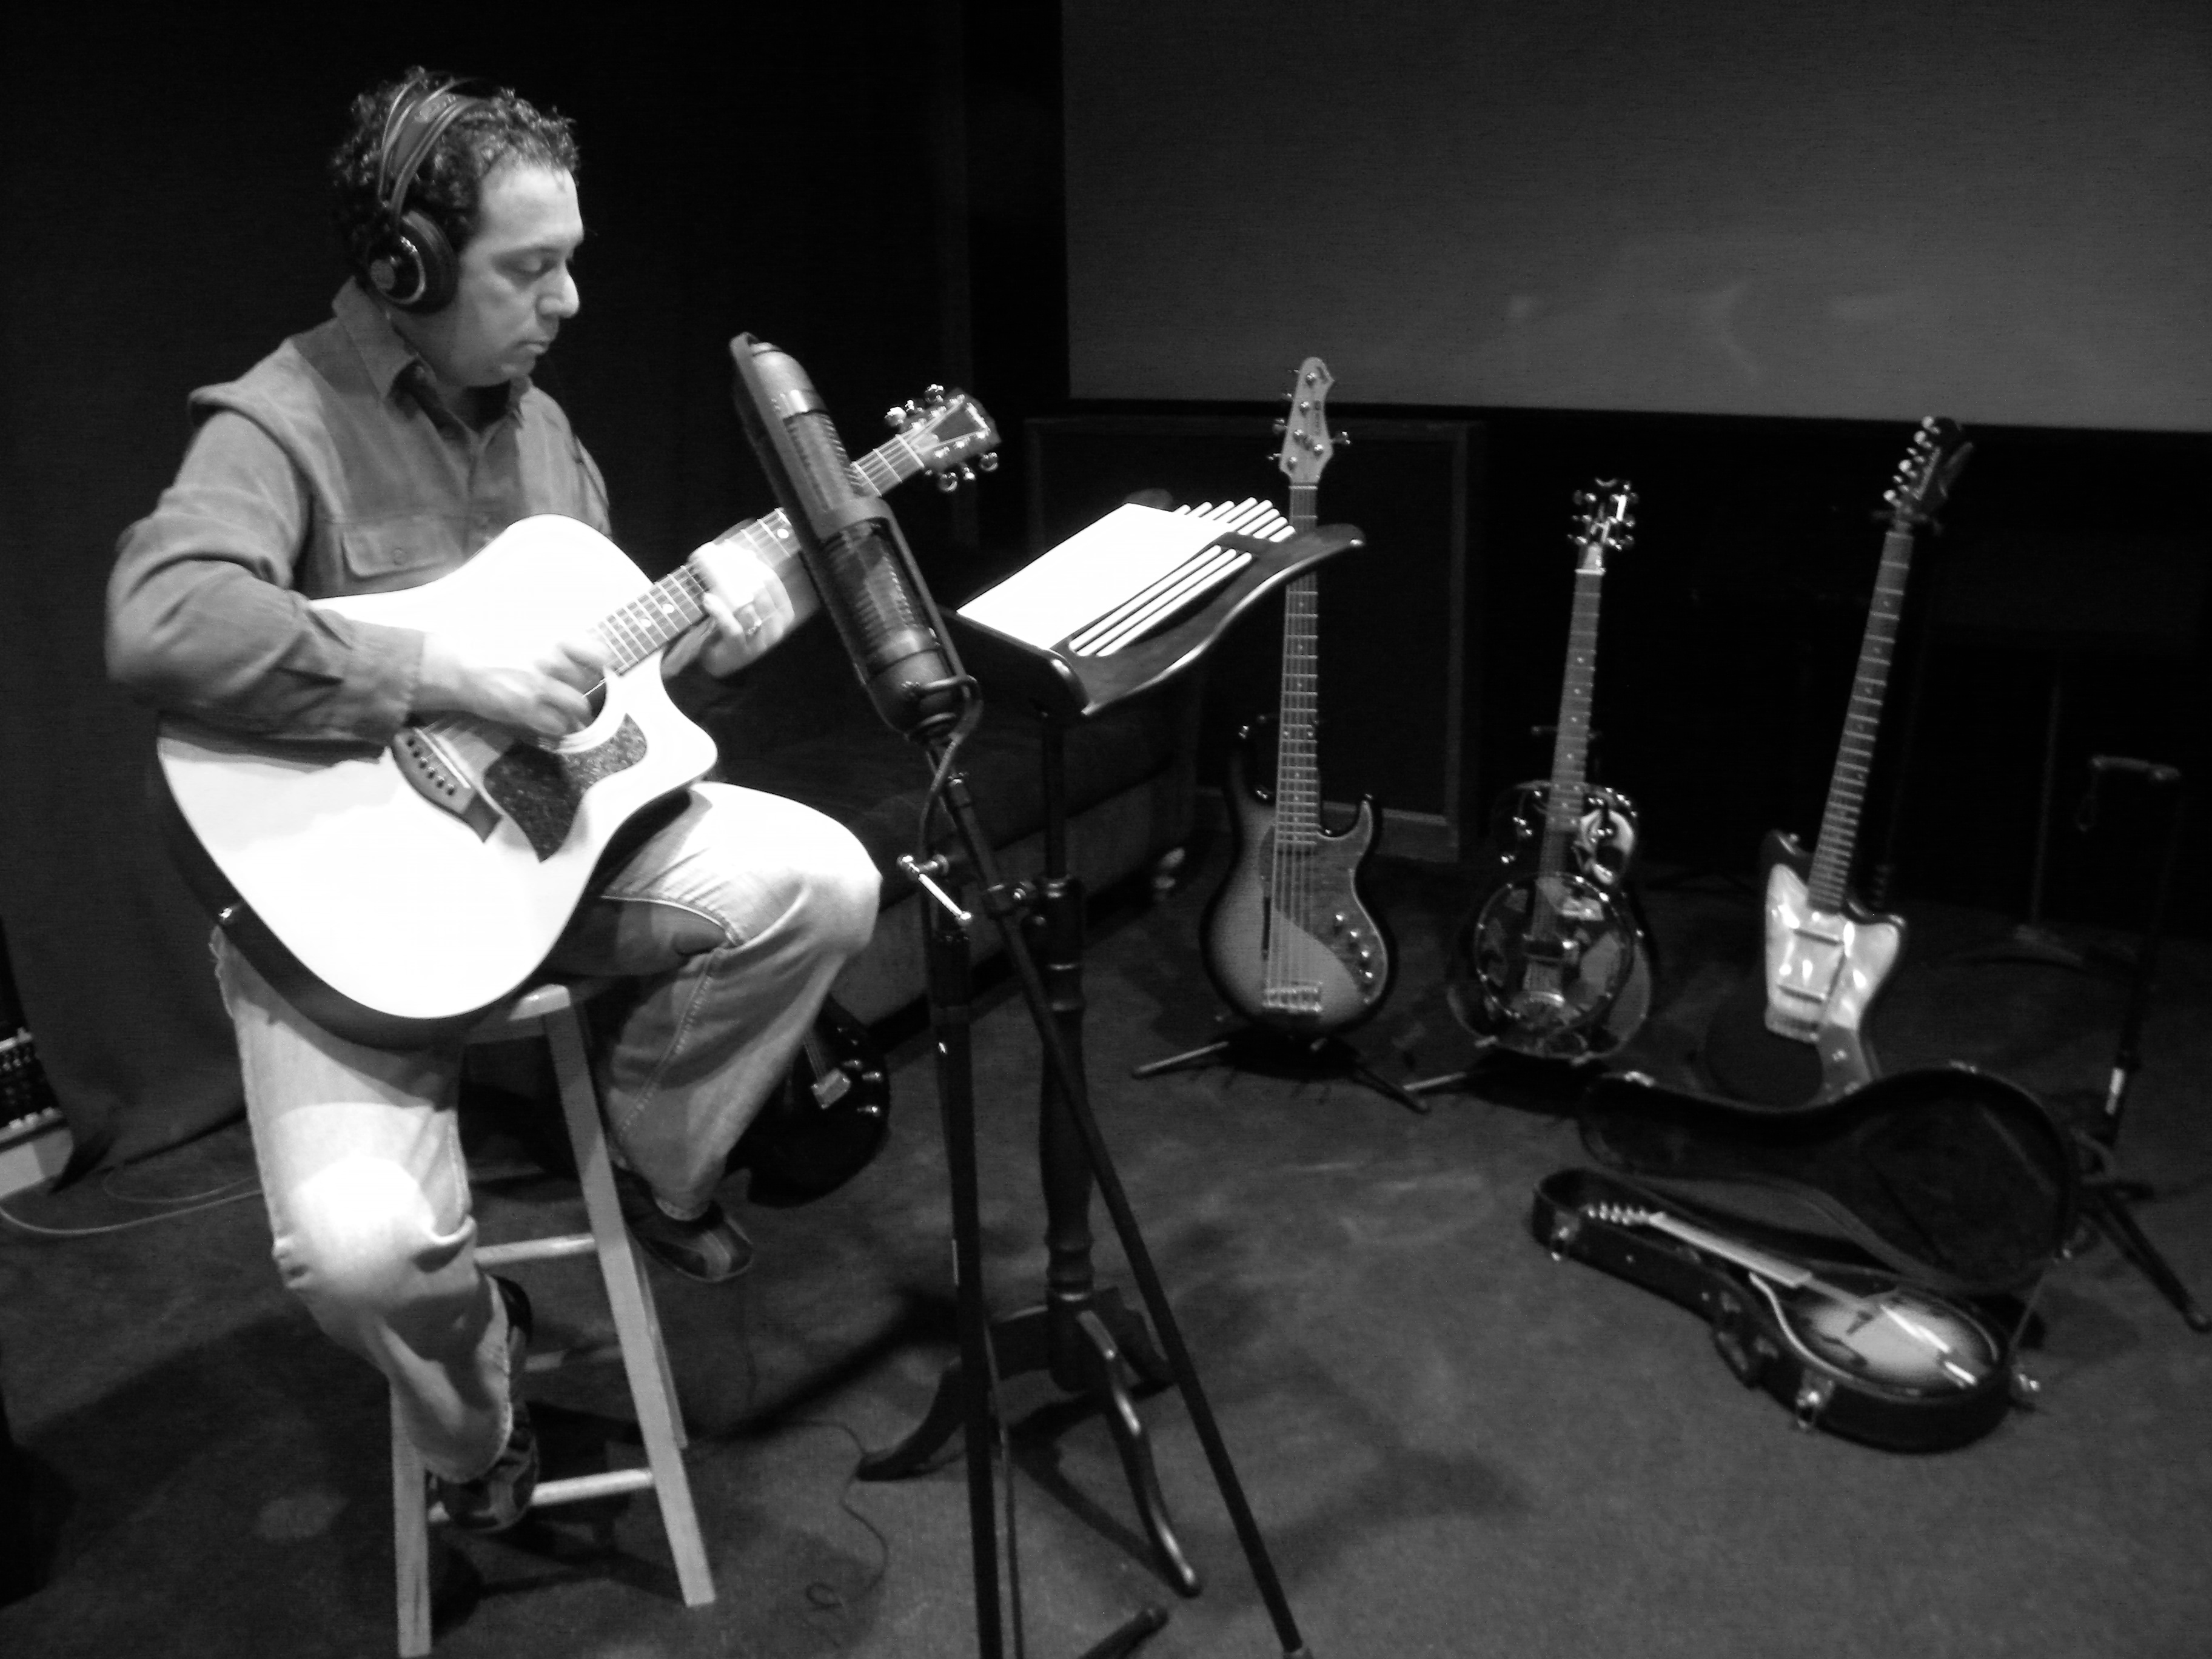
left=883, top=385, right=1001, bottom=492
left=1570, top=479, right=1637, bottom=573
left=1883, top=416, right=1972, bottom=531
left=1275, top=357, right=1338, bottom=486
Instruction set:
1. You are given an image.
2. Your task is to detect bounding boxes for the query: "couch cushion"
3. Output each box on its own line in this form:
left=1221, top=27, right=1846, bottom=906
left=683, top=618, right=1194, bottom=888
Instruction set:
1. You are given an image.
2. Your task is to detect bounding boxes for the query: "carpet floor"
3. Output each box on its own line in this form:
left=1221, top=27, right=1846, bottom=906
left=4, top=848, right=2208, bottom=1658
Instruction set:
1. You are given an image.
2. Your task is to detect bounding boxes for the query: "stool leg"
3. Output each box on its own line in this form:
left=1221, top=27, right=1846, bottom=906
left=631, top=1244, right=688, bottom=1452
left=545, top=1007, right=717, bottom=1608
left=392, top=1390, right=434, bottom=1657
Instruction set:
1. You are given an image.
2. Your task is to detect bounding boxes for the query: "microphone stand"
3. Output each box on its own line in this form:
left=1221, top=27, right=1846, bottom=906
left=899, top=725, right=1315, bottom=1659
left=729, top=337, right=1319, bottom=1657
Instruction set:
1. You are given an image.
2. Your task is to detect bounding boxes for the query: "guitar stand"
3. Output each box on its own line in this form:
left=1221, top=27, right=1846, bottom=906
left=2056, top=758, right=2209, bottom=1334
left=865, top=726, right=1314, bottom=1658
left=1134, top=1025, right=1429, bottom=1115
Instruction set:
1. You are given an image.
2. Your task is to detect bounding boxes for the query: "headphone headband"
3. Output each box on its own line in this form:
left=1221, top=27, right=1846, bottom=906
left=379, top=82, right=480, bottom=224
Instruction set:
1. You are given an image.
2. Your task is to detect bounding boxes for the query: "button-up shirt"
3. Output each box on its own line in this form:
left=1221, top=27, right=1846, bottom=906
left=107, top=282, right=611, bottom=745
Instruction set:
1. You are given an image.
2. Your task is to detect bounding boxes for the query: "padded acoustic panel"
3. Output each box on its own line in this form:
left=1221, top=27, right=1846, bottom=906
left=1024, top=414, right=1480, bottom=856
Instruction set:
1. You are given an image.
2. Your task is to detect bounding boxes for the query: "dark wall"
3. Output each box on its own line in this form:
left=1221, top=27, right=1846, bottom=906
left=0, top=13, right=988, bottom=1165
left=976, top=9, right=2212, bottom=935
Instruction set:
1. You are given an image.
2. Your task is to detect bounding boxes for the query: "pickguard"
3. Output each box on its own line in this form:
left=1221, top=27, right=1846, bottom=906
left=1761, top=861, right=1902, bottom=1087
left=483, top=716, right=650, bottom=860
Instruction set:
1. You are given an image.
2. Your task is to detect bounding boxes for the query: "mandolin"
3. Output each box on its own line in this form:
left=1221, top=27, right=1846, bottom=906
left=1584, top=1202, right=1996, bottom=1396
left=1532, top=1167, right=2020, bottom=1451
left=1448, top=481, right=1653, bottom=1061
left=1200, top=358, right=1392, bottom=1035
left=153, top=390, right=998, bottom=1049
left=1702, top=418, right=1971, bottom=1108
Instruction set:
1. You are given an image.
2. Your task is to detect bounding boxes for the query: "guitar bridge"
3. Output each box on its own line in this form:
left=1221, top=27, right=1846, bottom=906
left=1261, top=984, right=1324, bottom=1016
left=392, top=726, right=502, bottom=841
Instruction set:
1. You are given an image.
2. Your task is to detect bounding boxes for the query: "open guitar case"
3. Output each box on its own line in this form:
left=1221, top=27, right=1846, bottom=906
left=1533, top=1063, right=2080, bottom=1452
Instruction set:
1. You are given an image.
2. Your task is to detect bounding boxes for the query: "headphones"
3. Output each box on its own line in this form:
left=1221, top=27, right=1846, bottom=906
left=363, top=80, right=486, bottom=313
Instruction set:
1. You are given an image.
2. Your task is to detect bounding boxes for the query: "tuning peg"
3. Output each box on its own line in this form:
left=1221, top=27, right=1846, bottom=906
left=885, top=407, right=907, bottom=429
left=1337, top=430, right=1350, bottom=446
left=1272, top=418, right=1287, bottom=434
left=925, top=383, right=946, bottom=404
left=934, top=472, right=959, bottom=493
left=976, top=452, right=999, bottom=472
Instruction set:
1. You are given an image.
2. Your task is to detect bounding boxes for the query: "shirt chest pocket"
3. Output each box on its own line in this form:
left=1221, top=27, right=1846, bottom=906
left=329, top=514, right=462, bottom=592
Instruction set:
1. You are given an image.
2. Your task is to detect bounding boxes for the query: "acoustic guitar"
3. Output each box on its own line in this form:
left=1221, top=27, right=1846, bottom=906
left=153, top=390, right=999, bottom=1048
left=1200, top=357, right=1392, bottom=1034
left=1703, top=418, right=1971, bottom=1108
left=1448, top=481, right=1653, bottom=1060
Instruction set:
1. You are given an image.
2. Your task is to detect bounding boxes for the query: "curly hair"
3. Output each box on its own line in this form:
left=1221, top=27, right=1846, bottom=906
left=329, top=67, right=580, bottom=287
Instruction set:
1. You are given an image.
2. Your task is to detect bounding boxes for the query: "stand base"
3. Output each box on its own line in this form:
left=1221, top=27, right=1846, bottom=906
left=859, top=1292, right=1202, bottom=1595
left=1949, top=921, right=2134, bottom=979
left=2072, top=1136, right=2212, bottom=1333
left=1133, top=1027, right=1429, bottom=1114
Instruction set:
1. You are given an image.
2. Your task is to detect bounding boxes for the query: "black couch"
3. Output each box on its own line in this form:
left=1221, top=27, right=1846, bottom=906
left=683, top=608, right=1204, bottom=1025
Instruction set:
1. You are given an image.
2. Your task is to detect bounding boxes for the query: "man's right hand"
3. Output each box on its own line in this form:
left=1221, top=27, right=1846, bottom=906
left=414, top=629, right=607, bottom=739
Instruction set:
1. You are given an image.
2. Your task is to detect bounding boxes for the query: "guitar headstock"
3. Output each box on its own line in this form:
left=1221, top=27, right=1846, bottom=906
left=883, top=386, right=1001, bottom=492
left=1587, top=1203, right=1660, bottom=1228
left=1275, top=357, right=1338, bottom=486
left=1570, top=479, right=1637, bottom=572
left=1883, top=417, right=1972, bottom=531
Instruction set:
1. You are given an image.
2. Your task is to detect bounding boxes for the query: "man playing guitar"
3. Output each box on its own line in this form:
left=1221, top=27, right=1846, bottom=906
left=105, top=70, right=879, bottom=1533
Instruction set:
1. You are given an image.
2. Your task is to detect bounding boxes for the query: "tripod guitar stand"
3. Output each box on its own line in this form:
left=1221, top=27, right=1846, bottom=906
left=732, top=335, right=1359, bottom=1657
left=2063, top=756, right=2209, bottom=1333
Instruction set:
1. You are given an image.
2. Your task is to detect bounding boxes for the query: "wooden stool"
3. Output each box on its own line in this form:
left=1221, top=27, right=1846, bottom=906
left=390, top=981, right=716, bottom=1655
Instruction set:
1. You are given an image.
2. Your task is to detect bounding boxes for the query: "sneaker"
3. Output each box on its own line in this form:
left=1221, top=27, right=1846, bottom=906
left=613, top=1167, right=754, bottom=1283
left=436, top=1277, right=539, bottom=1533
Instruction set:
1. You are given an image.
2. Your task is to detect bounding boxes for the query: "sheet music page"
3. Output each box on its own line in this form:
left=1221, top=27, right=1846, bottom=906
left=957, top=504, right=1235, bottom=649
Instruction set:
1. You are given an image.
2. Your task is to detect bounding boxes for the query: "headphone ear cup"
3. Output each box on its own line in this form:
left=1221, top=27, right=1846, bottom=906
left=372, top=208, right=458, bottom=313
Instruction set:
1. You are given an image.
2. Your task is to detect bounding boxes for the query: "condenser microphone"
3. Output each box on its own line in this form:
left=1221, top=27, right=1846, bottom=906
left=729, top=335, right=964, bottom=739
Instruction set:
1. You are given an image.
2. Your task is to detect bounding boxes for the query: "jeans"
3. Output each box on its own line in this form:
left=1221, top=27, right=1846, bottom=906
left=216, top=782, right=878, bottom=1481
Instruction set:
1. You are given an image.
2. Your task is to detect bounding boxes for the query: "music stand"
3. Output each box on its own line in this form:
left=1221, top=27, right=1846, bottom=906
left=856, top=509, right=1359, bottom=1658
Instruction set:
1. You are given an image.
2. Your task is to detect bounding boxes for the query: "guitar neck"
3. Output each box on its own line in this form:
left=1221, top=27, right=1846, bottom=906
left=588, top=434, right=928, bottom=676
left=1274, top=480, right=1321, bottom=848
left=1637, top=1211, right=1814, bottom=1290
left=1537, top=559, right=1606, bottom=879
left=1807, top=522, right=1917, bottom=910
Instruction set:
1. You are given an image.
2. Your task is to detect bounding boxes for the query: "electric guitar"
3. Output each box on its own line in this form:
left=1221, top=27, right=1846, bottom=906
left=154, top=390, right=998, bottom=1049
left=1201, top=357, right=1392, bottom=1034
left=1448, top=481, right=1653, bottom=1060
left=1703, top=417, right=1971, bottom=1108
left=731, top=996, right=890, bottom=1207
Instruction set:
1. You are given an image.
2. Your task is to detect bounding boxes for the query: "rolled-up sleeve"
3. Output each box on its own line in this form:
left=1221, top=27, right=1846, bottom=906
left=107, top=411, right=421, bottom=743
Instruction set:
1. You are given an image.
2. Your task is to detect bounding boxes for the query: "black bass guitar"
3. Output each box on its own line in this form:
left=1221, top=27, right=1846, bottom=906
left=1703, top=418, right=1971, bottom=1108
left=1532, top=1167, right=2017, bottom=1452
left=1201, top=357, right=1392, bottom=1034
left=729, top=997, right=889, bottom=1207
left=1449, top=481, right=1653, bottom=1061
